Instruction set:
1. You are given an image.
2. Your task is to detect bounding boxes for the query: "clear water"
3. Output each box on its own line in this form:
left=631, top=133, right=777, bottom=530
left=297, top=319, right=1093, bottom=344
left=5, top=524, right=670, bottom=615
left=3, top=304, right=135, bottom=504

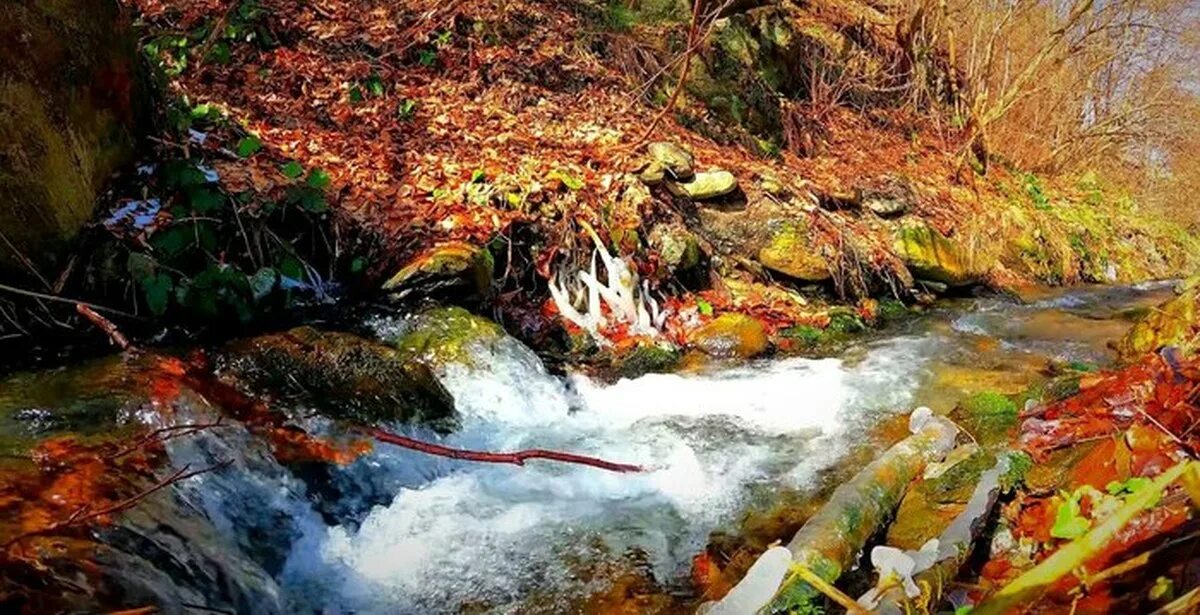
left=6, top=282, right=1175, bottom=613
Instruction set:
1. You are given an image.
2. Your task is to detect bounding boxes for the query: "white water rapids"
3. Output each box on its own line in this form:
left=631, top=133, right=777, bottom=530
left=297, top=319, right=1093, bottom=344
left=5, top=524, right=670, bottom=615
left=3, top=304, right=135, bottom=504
left=272, top=325, right=934, bottom=613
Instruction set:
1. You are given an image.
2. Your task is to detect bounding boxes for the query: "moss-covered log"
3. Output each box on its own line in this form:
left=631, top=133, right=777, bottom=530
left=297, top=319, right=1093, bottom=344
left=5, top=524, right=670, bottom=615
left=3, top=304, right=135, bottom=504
left=767, top=411, right=959, bottom=612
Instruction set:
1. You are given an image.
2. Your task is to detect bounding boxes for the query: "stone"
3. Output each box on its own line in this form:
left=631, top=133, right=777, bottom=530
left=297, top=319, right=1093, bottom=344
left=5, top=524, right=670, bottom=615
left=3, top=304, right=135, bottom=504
left=668, top=170, right=739, bottom=200
left=0, top=0, right=143, bottom=274
left=647, top=141, right=695, bottom=180
left=221, top=327, right=454, bottom=425
left=649, top=223, right=701, bottom=272
left=756, top=222, right=830, bottom=281
left=893, top=218, right=981, bottom=286
left=689, top=313, right=769, bottom=358
left=864, top=196, right=907, bottom=217
left=1116, top=284, right=1199, bottom=360
left=381, top=241, right=493, bottom=297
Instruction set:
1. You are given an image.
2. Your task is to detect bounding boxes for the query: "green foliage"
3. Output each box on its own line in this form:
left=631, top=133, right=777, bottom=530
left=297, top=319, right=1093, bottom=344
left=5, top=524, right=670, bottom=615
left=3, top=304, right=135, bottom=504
left=236, top=135, right=262, bottom=157
left=781, top=325, right=824, bottom=346
left=121, top=155, right=341, bottom=326
left=1023, top=173, right=1051, bottom=210
left=1051, top=490, right=1091, bottom=540
left=827, top=311, right=866, bottom=334
left=417, top=49, right=437, bottom=67
left=397, top=98, right=418, bottom=120
left=1000, top=451, right=1034, bottom=492
left=696, top=298, right=714, bottom=316
left=602, top=1, right=638, bottom=31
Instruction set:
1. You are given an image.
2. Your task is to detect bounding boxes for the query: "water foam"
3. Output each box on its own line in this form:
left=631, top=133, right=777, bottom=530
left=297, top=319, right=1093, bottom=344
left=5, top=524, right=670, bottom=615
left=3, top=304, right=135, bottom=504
left=280, top=335, right=933, bottom=613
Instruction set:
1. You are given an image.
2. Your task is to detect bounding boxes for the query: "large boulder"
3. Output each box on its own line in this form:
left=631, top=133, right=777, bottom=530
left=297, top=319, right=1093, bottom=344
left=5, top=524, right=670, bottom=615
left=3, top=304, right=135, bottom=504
left=893, top=218, right=982, bottom=286
left=220, top=327, right=454, bottom=426
left=757, top=221, right=830, bottom=281
left=0, top=0, right=143, bottom=274
left=1116, top=281, right=1199, bottom=360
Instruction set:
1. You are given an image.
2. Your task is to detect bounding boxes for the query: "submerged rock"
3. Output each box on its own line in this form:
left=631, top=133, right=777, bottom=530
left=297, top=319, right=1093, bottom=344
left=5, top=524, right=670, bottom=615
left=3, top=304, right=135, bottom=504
left=893, top=218, right=982, bottom=286
left=689, top=313, right=769, bottom=358
left=756, top=221, right=830, bottom=281
left=668, top=170, right=739, bottom=200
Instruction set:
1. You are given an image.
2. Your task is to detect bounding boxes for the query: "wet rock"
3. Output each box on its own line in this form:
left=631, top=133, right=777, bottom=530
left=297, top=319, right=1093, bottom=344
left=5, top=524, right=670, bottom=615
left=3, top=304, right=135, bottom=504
left=893, top=218, right=982, bottom=286
left=649, top=222, right=701, bottom=272
left=0, top=0, right=144, bottom=274
left=381, top=241, right=493, bottom=298
left=668, top=170, right=738, bottom=200
left=756, top=221, right=830, bottom=281
left=647, top=141, right=695, bottom=181
left=689, top=313, right=769, bottom=358
left=613, top=341, right=682, bottom=378
left=221, top=327, right=454, bottom=426
left=1116, top=284, right=1198, bottom=360
left=388, top=306, right=506, bottom=374
left=888, top=447, right=996, bottom=550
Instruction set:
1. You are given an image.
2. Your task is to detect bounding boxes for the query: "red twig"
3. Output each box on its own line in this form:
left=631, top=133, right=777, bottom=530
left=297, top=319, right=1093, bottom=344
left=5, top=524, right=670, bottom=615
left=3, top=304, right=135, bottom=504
left=368, top=427, right=644, bottom=473
left=76, top=303, right=131, bottom=350
left=2, top=461, right=229, bottom=549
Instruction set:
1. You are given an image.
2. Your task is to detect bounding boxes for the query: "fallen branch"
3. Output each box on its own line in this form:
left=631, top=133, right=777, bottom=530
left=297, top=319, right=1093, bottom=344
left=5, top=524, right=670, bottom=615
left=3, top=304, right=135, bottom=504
left=2, top=461, right=229, bottom=549
left=76, top=303, right=131, bottom=350
left=367, top=427, right=644, bottom=473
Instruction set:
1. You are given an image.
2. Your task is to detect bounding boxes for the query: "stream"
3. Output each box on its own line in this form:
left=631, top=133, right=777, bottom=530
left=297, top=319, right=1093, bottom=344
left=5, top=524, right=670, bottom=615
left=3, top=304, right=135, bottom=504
left=0, top=281, right=1179, bottom=613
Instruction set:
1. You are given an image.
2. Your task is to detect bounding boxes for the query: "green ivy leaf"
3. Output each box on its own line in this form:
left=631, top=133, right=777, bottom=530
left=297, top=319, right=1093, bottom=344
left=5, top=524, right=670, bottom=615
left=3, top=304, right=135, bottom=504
left=141, top=272, right=174, bottom=316
left=281, top=160, right=304, bottom=179
left=696, top=298, right=713, bottom=316
left=348, top=84, right=364, bottom=103
left=470, top=169, right=486, bottom=183
left=236, top=135, right=262, bottom=157
left=299, top=188, right=329, bottom=213
left=188, top=187, right=225, bottom=213
left=417, top=49, right=437, bottom=66
left=365, top=73, right=385, bottom=97
left=150, top=225, right=192, bottom=258
left=306, top=168, right=331, bottom=190
left=1050, top=491, right=1091, bottom=540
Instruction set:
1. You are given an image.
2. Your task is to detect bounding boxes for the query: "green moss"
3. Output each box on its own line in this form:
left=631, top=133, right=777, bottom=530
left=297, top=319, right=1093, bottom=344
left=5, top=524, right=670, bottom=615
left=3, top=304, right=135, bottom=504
left=615, top=343, right=681, bottom=378
left=950, top=391, right=1018, bottom=447
left=390, top=306, right=505, bottom=368
left=827, top=311, right=866, bottom=334
left=878, top=299, right=909, bottom=322
left=781, top=325, right=825, bottom=346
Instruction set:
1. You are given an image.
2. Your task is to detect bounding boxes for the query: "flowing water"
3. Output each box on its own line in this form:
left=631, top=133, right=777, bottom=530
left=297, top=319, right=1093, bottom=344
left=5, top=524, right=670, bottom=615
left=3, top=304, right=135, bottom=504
left=0, top=281, right=1180, bottom=613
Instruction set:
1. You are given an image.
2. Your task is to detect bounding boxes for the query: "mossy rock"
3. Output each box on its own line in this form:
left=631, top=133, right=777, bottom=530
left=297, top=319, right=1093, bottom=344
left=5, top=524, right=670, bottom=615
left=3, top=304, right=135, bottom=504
left=388, top=306, right=506, bottom=369
left=667, top=170, right=738, bottom=200
left=893, top=218, right=982, bottom=286
left=381, top=241, right=494, bottom=298
left=648, top=223, right=701, bottom=272
left=949, top=391, right=1018, bottom=448
left=888, top=448, right=996, bottom=550
left=221, top=327, right=454, bottom=426
left=0, top=0, right=144, bottom=274
left=757, top=221, right=830, bottom=281
left=1116, top=285, right=1198, bottom=360
left=688, top=313, right=769, bottom=358
left=613, top=342, right=682, bottom=378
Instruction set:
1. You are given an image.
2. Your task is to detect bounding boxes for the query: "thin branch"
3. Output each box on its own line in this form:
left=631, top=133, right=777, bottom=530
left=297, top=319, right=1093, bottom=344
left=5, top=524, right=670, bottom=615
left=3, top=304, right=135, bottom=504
left=368, top=427, right=644, bottom=473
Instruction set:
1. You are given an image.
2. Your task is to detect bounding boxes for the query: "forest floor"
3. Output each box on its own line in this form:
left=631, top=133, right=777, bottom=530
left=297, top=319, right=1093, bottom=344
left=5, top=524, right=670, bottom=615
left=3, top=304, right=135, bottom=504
left=117, top=0, right=1200, bottom=361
